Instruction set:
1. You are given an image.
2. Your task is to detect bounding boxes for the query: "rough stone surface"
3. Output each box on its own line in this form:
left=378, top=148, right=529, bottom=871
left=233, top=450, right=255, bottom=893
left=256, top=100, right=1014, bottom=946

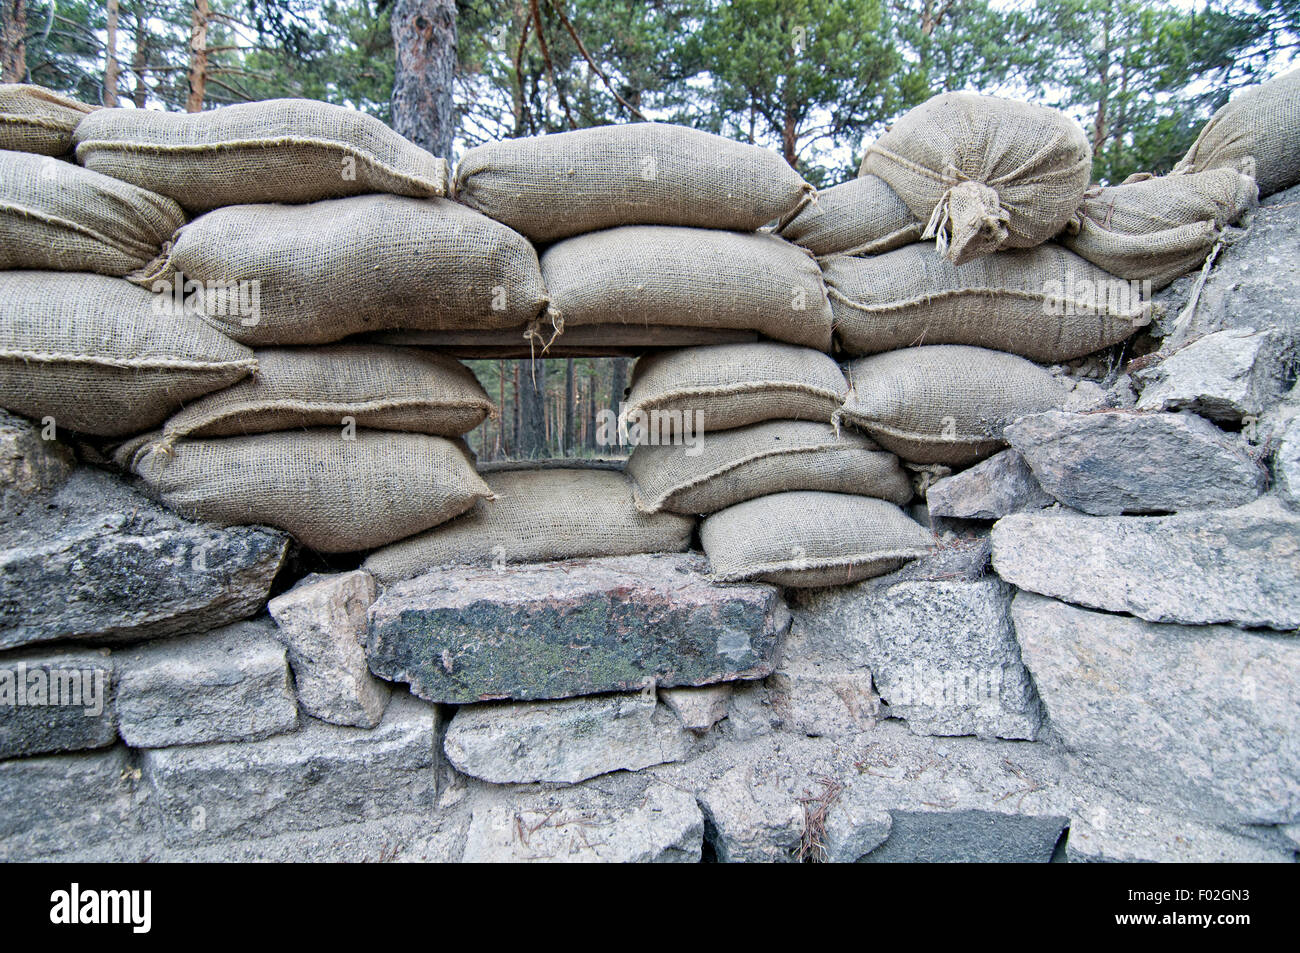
left=696, top=760, right=811, bottom=862
left=925, top=449, right=1052, bottom=521
left=0, top=468, right=287, bottom=650
left=0, top=746, right=145, bottom=860
left=1135, top=327, right=1295, bottom=422
left=991, top=497, right=1300, bottom=629
left=139, top=692, right=439, bottom=845
left=1277, top=415, right=1300, bottom=505
left=444, top=693, right=695, bottom=784
left=660, top=684, right=732, bottom=732
left=115, top=619, right=298, bottom=748
left=1153, top=183, right=1300, bottom=344
left=267, top=571, right=390, bottom=729
left=1005, top=410, right=1265, bottom=515
left=0, top=648, right=115, bottom=758
left=792, top=575, right=1041, bottom=740
left=367, top=554, right=789, bottom=703
left=1013, top=592, right=1300, bottom=826
left=0, top=409, right=74, bottom=501
left=461, top=776, right=702, bottom=862
left=766, top=650, right=880, bottom=740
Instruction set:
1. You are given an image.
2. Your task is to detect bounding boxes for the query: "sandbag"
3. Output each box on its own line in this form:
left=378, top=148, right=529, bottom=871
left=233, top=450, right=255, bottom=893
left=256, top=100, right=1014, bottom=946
left=1174, top=67, right=1300, bottom=199
left=455, top=122, right=811, bottom=241
left=623, top=343, right=847, bottom=435
left=776, top=174, right=921, bottom=257
left=120, top=429, right=489, bottom=552
left=363, top=468, right=695, bottom=582
left=0, top=271, right=256, bottom=437
left=157, top=195, right=546, bottom=345
left=73, top=99, right=448, bottom=211
left=701, top=491, right=932, bottom=587
left=0, top=85, right=96, bottom=155
left=159, top=346, right=493, bottom=443
left=626, top=420, right=912, bottom=515
left=0, top=150, right=185, bottom=276
left=1062, top=168, right=1258, bottom=289
left=541, top=225, right=832, bottom=350
left=823, top=243, right=1149, bottom=362
left=838, top=345, right=1068, bottom=466
left=861, top=92, right=1091, bottom=264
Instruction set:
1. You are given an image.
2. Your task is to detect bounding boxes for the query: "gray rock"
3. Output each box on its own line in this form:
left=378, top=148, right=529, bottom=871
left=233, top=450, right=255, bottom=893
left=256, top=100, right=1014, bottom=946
left=1013, top=592, right=1300, bottom=826
left=1135, top=327, right=1295, bottom=422
left=116, top=619, right=298, bottom=748
left=367, top=554, right=789, bottom=704
left=0, top=648, right=115, bottom=758
left=0, top=746, right=145, bottom=860
left=267, top=570, right=390, bottom=729
left=660, top=684, right=732, bottom=732
left=1276, top=416, right=1300, bottom=505
left=139, top=692, right=439, bottom=845
left=991, top=497, right=1300, bottom=629
left=0, top=409, right=73, bottom=501
left=444, top=693, right=695, bottom=784
left=793, top=576, right=1042, bottom=740
left=461, top=777, right=702, bottom=862
left=0, top=468, right=287, bottom=650
left=766, top=650, right=880, bottom=740
left=696, top=760, right=819, bottom=862
left=1006, top=410, right=1265, bottom=515
left=926, top=449, right=1053, bottom=520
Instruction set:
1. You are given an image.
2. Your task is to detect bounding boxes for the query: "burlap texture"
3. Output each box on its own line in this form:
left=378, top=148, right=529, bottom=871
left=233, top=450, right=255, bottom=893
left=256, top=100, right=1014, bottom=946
left=1174, top=67, right=1300, bottom=199
left=158, top=195, right=546, bottom=345
left=701, top=490, right=932, bottom=587
left=861, top=93, right=1091, bottom=264
left=626, top=420, right=912, bottom=514
left=160, top=346, right=494, bottom=442
left=776, top=174, right=921, bottom=257
left=0, top=271, right=256, bottom=436
left=823, top=243, right=1149, bottom=362
left=838, top=345, right=1068, bottom=466
left=623, top=343, right=847, bottom=434
left=122, top=429, right=489, bottom=552
left=363, top=468, right=695, bottom=582
left=1062, top=168, right=1258, bottom=289
left=541, top=225, right=832, bottom=350
left=454, top=122, right=811, bottom=241
left=0, top=84, right=96, bottom=155
left=73, top=99, right=448, bottom=211
left=0, top=150, right=185, bottom=275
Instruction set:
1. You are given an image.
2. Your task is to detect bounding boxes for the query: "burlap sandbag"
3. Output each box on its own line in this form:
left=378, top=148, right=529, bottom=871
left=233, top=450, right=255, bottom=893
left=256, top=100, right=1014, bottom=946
left=159, top=346, right=493, bottom=444
left=156, top=195, right=546, bottom=345
left=776, top=174, right=921, bottom=257
left=120, top=429, right=489, bottom=552
left=73, top=99, right=448, bottom=211
left=1174, top=67, right=1300, bottom=199
left=1062, top=168, right=1258, bottom=289
left=0, top=85, right=96, bottom=155
left=626, top=420, right=912, bottom=515
left=623, top=343, right=847, bottom=435
left=701, top=491, right=932, bottom=587
left=823, top=243, right=1149, bottom=362
left=837, top=345, right=1068, bottom=466
left=861, top=93, right=1091, bottom=264
left=455, top=122, right=811, bottom=242
left=0, top=271, right=256, bottom=437
left=0, top=150, right=185, bottom=276
left=363, top=468, right=695, bottom=582
left=541, top=225, right=832, bottom=350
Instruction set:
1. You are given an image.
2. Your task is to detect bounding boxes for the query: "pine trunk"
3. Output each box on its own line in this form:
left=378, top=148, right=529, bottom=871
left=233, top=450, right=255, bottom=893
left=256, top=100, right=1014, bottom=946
left=186, top=0, right=210, bottom=113
left=1, top=0, right=26, bottom=83
left=390, top=0, right=458, bottom=157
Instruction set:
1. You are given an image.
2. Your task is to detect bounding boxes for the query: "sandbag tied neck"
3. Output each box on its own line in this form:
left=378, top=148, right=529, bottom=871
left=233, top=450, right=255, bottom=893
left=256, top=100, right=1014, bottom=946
left=923, top=176, right=1011, bottom=265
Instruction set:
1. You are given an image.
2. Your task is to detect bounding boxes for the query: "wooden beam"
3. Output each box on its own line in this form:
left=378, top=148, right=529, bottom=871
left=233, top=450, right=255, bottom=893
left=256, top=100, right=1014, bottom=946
left=359, top=324, right=760, bottom=358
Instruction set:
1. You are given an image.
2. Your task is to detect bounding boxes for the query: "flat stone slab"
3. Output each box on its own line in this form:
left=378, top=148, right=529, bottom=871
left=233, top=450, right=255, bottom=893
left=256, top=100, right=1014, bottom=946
left=367, top=553, right=789, bottom=703
left=139, top=692, right=439, bottom=845
left=115, top=619, right=299, bottom=748
left=1013, top=592, right=1300, bottom=826
left=0, top=648, right=115, bottom=758
left=1006, top=410, right=1265, bottom=515
left=991, top=496, right=1300, bottom=629
left=1, top=468, right=287, bottom=650
left=1135, top=327, right=1294, bottom=422
left=926, top=449, right=1052, bottom=520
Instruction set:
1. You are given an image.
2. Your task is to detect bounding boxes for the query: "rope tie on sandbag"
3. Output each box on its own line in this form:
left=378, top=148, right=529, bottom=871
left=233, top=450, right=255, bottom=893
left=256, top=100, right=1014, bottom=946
left=522, top=307, right=565, bottom=381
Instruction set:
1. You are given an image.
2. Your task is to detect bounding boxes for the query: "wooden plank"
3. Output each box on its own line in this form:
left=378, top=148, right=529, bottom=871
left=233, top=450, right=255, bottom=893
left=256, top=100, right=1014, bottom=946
left=360, top=324, right=759, bottom=358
